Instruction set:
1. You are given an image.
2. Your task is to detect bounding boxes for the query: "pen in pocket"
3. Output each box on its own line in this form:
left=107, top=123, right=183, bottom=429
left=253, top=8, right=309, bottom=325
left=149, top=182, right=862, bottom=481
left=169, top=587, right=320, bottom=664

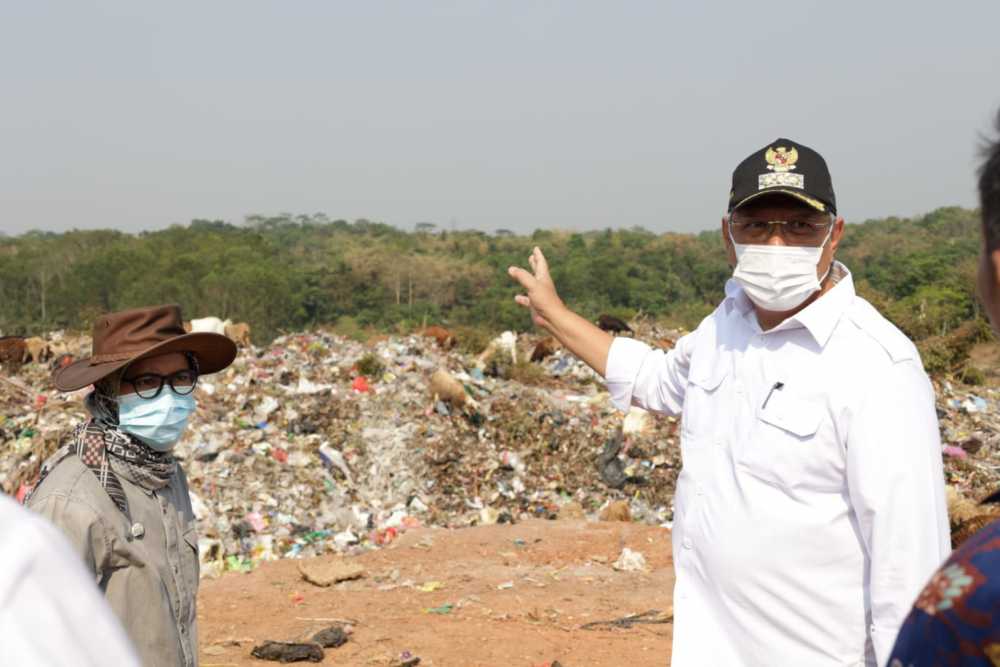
left=761, top=381, right=784, bottom=410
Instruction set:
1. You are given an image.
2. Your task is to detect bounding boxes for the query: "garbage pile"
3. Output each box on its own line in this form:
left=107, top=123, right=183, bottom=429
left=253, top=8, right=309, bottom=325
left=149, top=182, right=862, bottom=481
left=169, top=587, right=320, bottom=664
left=0, top=326, right=684, bottom=574
left=937, top=381, right=1000, bottom=491
left=5, top=325, right=1000, bottom=567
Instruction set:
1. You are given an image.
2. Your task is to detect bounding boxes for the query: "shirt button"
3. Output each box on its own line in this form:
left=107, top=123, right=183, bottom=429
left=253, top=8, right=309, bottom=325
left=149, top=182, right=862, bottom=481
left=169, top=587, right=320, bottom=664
left=697, top=486, right=704, bottom=496
left=734, top=383, right=744, bottom=395
left=715, top=439, right=724, bottom=448
left=682, top=538, right=692, bottom=549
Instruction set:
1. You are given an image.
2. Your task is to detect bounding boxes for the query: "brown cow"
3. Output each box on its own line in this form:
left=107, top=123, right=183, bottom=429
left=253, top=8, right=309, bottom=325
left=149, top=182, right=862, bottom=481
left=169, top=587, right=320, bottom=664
left=420, top=326, right=456, bottom=349
left=25, top=337, right=52, bottom=363
left=530, top=336, right=560, bottom=363
left=224, top=321, right=252, bottom=347
left=596, top=314, right=633, bottom=335
left=0, top=336, right=28, bottom=374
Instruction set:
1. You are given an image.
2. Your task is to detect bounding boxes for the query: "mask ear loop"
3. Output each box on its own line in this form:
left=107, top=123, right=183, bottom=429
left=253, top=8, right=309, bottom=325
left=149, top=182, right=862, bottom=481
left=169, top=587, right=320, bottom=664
left=816, top=220, right=836, bottom=285
left=726, top=216, right=744, bottom=263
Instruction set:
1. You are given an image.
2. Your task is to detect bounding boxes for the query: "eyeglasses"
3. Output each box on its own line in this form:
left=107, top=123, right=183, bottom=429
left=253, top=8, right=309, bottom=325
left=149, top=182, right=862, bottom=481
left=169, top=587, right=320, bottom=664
left=122, top=369, right=199, bottom=400
left=729, top=217, right=832, bottom=246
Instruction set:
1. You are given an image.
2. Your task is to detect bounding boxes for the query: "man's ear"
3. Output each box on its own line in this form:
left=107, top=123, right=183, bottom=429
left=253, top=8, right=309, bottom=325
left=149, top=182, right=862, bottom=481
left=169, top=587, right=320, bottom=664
left=722, top=215, right=736, bottom=267
left=829, top=216, right=845, bottom=254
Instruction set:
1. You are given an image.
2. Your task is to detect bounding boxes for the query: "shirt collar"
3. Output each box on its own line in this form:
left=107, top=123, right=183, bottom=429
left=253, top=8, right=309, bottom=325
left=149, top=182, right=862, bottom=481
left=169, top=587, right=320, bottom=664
left=724, top=262, right=855, bottom=348
left=724, top=277, right=754, bottom=316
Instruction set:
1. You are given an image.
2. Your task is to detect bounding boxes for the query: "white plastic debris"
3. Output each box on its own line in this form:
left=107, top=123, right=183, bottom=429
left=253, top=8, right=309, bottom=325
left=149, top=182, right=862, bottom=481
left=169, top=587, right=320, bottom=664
left=623, top=406, right=651, bottom=436
left=333, top=530, right=359, bottom=550
left=612, top=547, right=648, bottom=572
left=254, top=395, right=279, bottom=421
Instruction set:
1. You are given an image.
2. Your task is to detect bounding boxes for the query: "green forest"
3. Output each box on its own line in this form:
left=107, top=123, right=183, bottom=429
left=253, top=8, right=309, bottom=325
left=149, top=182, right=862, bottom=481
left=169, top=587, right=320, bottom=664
left=0, top=207, right=989, bottom=374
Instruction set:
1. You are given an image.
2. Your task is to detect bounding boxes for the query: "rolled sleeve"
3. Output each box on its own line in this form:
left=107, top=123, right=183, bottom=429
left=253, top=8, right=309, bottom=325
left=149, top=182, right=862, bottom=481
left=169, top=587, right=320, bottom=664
left=845, top=359, right=951, bottom=666
left=604, top=332, right=694, bottom=416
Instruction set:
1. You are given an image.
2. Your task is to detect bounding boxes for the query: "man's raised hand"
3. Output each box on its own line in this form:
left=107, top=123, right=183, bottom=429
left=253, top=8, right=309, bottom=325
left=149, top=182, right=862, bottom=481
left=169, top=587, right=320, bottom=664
left=508, top=247, right=564, bottom=333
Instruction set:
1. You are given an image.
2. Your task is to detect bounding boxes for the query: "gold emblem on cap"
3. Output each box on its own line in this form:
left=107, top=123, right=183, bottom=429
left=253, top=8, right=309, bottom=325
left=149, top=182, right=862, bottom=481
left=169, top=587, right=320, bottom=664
left=765, top=146, right=798, bottom=173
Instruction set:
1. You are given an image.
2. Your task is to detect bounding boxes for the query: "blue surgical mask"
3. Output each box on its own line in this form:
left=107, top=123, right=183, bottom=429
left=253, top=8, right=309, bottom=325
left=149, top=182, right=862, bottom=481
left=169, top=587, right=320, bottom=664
left=117, top=390, right=196, bottom=451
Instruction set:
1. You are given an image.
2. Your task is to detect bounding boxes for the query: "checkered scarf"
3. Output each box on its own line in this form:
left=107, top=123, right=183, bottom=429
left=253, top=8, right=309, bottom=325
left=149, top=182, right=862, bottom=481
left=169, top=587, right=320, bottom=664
left=28, top=381, right=176, bottom=519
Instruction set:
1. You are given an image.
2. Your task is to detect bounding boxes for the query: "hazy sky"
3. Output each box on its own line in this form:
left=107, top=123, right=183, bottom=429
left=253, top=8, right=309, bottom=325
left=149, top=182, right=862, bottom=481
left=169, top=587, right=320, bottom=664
left=2, top=1, right=999, bottom=236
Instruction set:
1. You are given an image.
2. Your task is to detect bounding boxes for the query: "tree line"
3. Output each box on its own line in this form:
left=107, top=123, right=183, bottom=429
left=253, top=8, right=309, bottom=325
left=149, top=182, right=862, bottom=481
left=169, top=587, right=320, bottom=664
left=0, top=207, right=986, bottom=358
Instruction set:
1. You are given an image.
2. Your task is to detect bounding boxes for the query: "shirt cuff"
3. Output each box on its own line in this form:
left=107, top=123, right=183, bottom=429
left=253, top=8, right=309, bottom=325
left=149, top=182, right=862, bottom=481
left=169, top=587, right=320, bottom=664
left=604, top=337, right=654, bottom=412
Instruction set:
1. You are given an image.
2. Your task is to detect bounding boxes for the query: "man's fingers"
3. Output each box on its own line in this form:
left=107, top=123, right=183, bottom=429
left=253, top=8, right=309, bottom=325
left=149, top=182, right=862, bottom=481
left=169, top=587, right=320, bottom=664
left=532, top=247, right=552, bottom=281
left=514, top=295, right=531, bottom=308
left=507, top=266, right=537, bottom=290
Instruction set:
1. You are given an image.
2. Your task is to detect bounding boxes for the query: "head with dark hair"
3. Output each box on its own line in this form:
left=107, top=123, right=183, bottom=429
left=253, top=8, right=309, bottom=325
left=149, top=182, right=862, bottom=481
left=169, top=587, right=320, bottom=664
left=981, top=110, right=1000, bottom=252
left=977, top=109, right=1000, bottom=332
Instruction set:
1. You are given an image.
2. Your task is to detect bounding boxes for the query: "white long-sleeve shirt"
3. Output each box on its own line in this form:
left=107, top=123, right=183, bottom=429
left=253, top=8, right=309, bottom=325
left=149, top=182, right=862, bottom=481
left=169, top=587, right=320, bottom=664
left=605, top=264, right=950, bottom=667
left=0, top=493, right=140, bottom=667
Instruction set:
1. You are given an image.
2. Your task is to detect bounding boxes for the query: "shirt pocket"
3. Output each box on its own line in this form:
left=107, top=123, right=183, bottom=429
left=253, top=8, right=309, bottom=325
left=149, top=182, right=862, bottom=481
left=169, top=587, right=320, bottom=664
left=681, top=358, right=728, bottom=447
left=738, top=392, right=843, bottom=491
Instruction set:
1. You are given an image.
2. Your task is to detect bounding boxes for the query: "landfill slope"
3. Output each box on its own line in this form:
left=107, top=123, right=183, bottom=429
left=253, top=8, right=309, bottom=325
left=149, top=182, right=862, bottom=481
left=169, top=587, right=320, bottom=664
left=0, top=328, right=684, bottom=570
left=5, top=330, right=1000, bottom=556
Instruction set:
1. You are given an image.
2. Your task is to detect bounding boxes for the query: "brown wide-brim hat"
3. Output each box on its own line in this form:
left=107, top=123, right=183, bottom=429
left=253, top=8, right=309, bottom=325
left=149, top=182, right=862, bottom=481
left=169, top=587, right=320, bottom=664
left=55, top=304, right=238, bottom=392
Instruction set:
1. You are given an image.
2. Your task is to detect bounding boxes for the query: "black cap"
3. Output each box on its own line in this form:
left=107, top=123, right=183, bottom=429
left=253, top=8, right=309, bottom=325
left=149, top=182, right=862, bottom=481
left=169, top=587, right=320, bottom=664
left=728, top=138, right=836, bottom=215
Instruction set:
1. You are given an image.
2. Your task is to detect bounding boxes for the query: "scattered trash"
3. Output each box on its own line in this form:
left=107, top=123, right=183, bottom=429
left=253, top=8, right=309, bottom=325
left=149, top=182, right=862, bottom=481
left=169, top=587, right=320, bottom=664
left=417, top=581, right=445, bottom=593
left=622, top=407, right=651, bottom=436
left=250, top=640, right=324, bottom=663
left=580, top=609, right=672, bottom=631
left=943, top=445, right=969, bottom=459
left=423, top=603, right=455, bottom=615
left=311, top=625, right=349, bottom=649
left=612, top=547, right=648, bottom=572
left=390, top=651, right=421, bottom=667
left=960, top=436, right=984, bottom=455
left=497, top=580, right=514, bottom=590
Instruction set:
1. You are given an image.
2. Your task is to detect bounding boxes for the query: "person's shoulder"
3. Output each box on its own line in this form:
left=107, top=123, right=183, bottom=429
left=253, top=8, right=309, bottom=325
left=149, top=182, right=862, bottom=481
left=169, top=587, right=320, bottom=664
left=27, top=451, right=106, bottom=513
left=950, top=517, right=1000, bottom=565
left=842, top=296, right=920, bottom=365
left=687, top=297, right=736, bottom=337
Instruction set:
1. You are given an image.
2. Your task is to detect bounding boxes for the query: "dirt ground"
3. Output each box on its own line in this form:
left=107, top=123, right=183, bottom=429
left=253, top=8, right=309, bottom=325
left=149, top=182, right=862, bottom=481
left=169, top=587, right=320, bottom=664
left=198, top=519, right=674, bottom=667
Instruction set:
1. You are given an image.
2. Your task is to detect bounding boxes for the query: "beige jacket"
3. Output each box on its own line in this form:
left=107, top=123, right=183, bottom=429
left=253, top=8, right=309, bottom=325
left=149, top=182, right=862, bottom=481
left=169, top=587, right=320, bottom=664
left=28, top=455, right=200, bottom=667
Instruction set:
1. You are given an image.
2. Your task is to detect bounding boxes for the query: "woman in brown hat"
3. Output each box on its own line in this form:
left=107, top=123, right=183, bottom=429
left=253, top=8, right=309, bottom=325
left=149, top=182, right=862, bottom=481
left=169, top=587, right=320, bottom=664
left=27, top=305, right=236, bottom=667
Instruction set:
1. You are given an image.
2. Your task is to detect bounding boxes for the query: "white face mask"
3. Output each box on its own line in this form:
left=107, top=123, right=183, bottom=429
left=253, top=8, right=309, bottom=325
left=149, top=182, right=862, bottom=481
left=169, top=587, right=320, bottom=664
left=730, top=226, right=833, bottom=312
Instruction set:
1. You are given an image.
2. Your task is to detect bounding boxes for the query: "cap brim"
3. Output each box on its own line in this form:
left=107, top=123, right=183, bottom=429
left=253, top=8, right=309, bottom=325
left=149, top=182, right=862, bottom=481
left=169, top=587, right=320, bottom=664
left=732, top=189, right=829, bottom=213
left=54, top=332, right=237, bottom=392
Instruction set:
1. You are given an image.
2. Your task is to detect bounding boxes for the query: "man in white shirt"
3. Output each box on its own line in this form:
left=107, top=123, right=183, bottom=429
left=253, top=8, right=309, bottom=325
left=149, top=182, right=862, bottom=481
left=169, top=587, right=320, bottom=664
left=508, top=138, right=950, bottom=666
left=0, top=493, right=140, bottom=666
